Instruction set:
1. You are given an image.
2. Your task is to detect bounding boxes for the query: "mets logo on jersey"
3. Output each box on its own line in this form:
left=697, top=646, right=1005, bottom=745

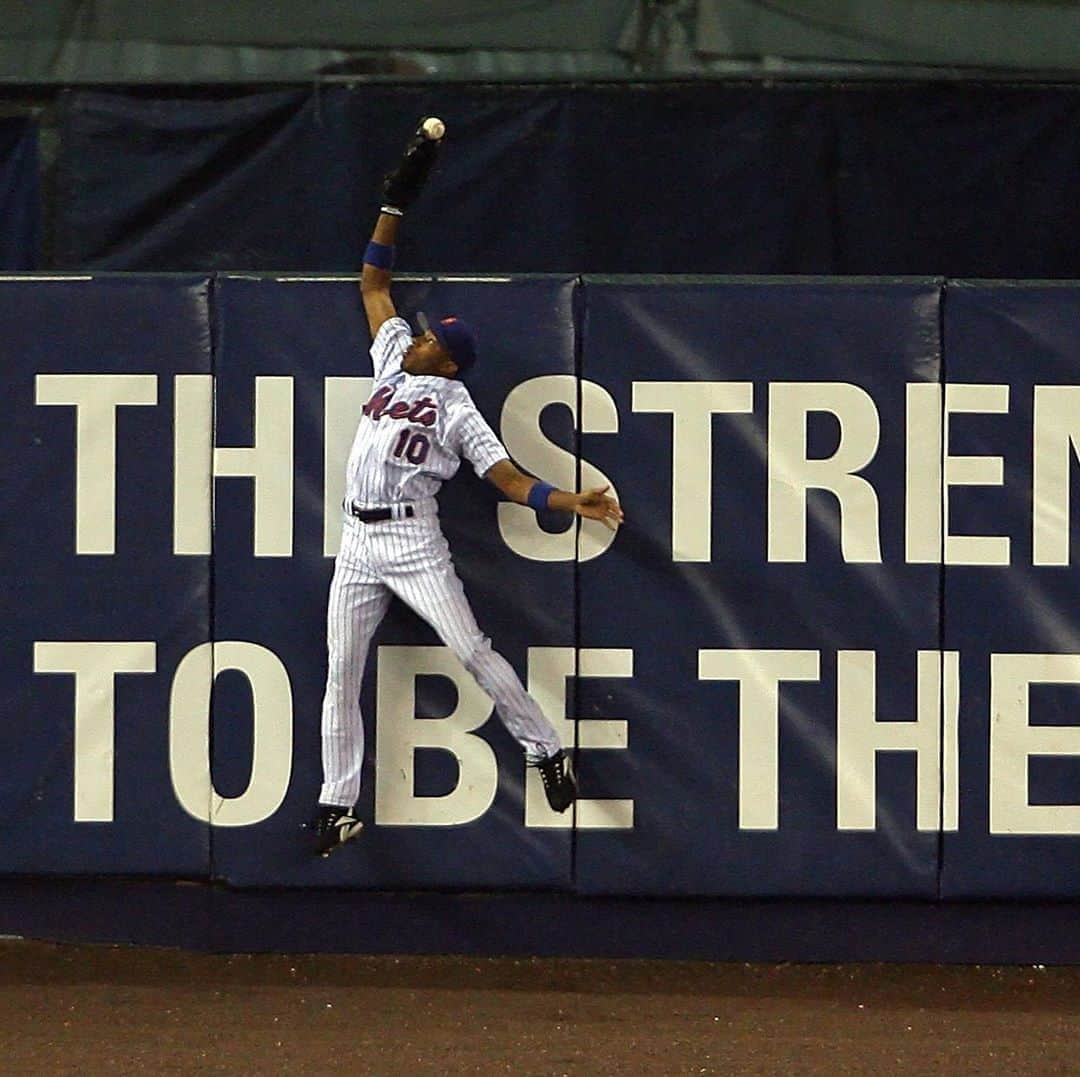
left=362, top=386, right=438, bottom=427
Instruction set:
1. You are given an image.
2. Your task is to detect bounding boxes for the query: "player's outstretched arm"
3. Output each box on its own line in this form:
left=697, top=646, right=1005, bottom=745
left=360, top=118, right=446, bottom=339
left=485, top=460, right=624, bottom=531
left=360, top=211, right=400, bottom=339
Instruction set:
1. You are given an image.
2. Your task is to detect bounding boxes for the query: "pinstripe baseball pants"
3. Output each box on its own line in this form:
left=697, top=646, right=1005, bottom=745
left=319, top=501, right=563, bottom=808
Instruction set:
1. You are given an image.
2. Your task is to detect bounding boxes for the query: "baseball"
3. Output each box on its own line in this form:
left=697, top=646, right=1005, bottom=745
left=422, top=117, right=446, bottom=140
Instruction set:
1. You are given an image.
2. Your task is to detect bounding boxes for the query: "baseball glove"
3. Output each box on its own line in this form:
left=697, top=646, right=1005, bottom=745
left=381, top=118, right=443, bottom=212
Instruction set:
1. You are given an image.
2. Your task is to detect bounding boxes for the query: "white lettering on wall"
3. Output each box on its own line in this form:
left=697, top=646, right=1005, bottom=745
left=768, top=382, right=882, bottom=563
left=36, top=373, right=158, bottom=555
left=33, top=640, right=157, bottom=821
left=169, top=641, right=293, bottom=826
left=498, top=376, right=620, bottom=563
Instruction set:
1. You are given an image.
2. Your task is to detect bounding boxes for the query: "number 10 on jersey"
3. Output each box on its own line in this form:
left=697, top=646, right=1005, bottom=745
left=392, top=429, right=431, bottom=464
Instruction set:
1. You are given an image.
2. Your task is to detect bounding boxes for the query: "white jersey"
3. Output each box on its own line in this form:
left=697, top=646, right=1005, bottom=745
left=343, top=316, right=508, bottom=507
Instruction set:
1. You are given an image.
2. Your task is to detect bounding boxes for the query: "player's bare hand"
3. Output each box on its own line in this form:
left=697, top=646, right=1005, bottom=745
left=574, top=486, right=624, bottom=531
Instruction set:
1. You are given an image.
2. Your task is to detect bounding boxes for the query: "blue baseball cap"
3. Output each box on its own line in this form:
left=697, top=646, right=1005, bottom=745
left=430, top=316, right=477, bottom=375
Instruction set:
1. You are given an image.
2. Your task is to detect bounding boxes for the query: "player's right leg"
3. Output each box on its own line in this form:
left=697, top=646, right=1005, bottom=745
left=314, top=526, right=392, bottom=854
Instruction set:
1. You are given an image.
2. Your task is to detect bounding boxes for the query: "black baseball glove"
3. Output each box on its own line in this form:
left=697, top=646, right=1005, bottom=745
left=381, top=119, right=444, bottom=212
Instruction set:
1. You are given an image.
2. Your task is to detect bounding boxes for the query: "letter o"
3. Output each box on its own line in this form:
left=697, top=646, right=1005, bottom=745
left=169, top=641, right=293, bottom=827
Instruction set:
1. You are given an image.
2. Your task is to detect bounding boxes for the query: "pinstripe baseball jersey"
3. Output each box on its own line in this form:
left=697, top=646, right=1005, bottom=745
left=344, top=316, right=508, bottom=507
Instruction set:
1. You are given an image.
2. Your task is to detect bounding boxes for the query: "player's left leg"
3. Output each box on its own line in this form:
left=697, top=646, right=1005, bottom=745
left=381, top=524, right=571, bottom=783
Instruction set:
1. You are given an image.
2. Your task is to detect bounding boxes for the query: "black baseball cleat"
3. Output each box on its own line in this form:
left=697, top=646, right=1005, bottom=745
left=308, top=805, right=364, bottom=857
left=532, top=749, right=576, bottom=813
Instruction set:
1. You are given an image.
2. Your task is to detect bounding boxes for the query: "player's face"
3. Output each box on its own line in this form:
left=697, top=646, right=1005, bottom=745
left=403, top=331, right=458, bottom=378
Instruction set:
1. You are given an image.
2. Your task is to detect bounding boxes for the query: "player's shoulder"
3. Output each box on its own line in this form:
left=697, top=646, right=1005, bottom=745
left=441, top=380, right=485, bottom=420
left=445, top=377, right=479, bottom=405
left=372, top=315, right=411, bottom=352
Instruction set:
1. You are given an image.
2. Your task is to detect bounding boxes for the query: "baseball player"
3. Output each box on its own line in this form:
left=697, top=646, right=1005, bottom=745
left=311, top=119, right=624, bottom=856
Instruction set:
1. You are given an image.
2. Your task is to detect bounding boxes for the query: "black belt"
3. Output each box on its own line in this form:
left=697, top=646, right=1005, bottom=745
left=348, top=502, right=414, bottom=523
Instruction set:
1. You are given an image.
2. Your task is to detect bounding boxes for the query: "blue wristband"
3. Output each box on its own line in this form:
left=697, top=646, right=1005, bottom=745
left=364, top=240, right=395, bottom=270
left=527, top=481, right=555, bottom=512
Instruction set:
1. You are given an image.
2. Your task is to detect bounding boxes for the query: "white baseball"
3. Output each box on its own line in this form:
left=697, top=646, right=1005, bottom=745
left=422, top=117, right=446, bottom=140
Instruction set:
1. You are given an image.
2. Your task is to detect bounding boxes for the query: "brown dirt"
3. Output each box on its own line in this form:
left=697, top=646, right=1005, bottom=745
left=0, top=941, right=1078, bottom=1075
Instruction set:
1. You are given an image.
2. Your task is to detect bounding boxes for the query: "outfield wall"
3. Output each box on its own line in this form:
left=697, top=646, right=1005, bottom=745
left=3, top=275, right=1078, bottom=949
